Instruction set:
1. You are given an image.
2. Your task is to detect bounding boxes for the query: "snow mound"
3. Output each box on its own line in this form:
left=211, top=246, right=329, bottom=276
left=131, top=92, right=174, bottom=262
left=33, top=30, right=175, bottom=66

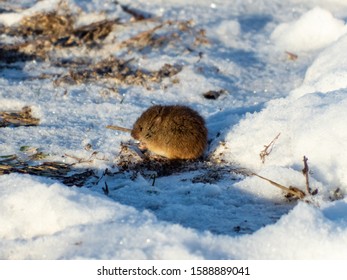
left=292, top=34, right=347, bottom=97
left=220, top=90, right=347, bottom=196
left=0, top=174, right=224, bottom=260
left=236, top=201, right=347, bottom=259
left=289, top=0, right=347, bottom=14
left=271, top=7, right=347, bottom=52
left=0, top=174, right=132, bottom=239
left=210, top=20, right=242, bottom=48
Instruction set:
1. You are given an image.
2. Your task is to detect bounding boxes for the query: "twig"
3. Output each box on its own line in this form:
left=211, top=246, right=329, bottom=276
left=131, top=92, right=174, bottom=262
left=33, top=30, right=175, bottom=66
left=106, top=125, right=132, bottom=133
left=252, top=172, right=305, bottom=199
left=0, top=155, right=18, bottom=163
left=151, top=173, right=156, bottom=186
left=302, top=156, right=318, bottom=195
left=259, top=133, right=281, bottom=163
left=285, top=51, right=298, bottom=61
left=302, top=156, right=310, bottom=194
left=120, top=4, right=153, bottom=21
left=64, top=151, right=101, bottom=165
left=102, top=181, right=109, bottom=195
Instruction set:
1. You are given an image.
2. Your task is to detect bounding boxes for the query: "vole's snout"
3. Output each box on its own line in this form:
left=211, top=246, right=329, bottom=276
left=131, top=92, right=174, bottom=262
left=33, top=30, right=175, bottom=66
left=130, top=130, right=137, bottom=139
left=131, top=123, right=144, bottom=140
left=131, top=127, right=140, bottom=140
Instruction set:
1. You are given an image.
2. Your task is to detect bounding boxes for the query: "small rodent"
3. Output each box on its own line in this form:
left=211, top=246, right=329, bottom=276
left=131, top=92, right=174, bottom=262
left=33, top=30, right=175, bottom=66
left=131, top=105, right=208, bottom=160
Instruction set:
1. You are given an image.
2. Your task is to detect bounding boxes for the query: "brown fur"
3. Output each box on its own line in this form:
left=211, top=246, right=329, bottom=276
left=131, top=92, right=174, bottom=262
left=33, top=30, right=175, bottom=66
left=131, top=105, right=208, bottom=160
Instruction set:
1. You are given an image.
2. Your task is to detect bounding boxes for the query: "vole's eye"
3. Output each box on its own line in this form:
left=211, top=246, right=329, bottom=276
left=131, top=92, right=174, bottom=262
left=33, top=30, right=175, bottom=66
left=134, top=125, right=142, bottom=133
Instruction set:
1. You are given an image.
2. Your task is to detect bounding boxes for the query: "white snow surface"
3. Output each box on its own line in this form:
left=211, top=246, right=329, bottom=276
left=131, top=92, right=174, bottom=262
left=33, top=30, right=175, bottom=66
left=1, top=0, right=347, bottom=259
left=271, top=7, right=347, bottom=52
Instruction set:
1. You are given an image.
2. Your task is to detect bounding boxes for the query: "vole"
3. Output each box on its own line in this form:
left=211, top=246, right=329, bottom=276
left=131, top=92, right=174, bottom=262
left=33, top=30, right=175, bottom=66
left=131, top=105, right=208, bottom=160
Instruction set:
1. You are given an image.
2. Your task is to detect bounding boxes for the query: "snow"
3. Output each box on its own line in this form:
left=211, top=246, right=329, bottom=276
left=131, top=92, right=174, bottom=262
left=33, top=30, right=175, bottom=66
left=292, top=34, right=347, bottom=97
left=0, top=174, right=119, bottom=240
left=222, top=91, right=347, bottom=196
left=271, top=7, right=347, bottom=52
left=234, top=201, right=347, bottom=259
left=1, top=0, right=347, bottom=260
left=2, top=174, right=347, bottom=260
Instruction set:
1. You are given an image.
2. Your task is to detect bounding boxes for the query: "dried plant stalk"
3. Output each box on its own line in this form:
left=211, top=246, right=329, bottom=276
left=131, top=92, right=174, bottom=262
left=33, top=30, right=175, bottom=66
left=302, top=156, right=310, bottom=194
left=0, top=106, right=39, bottom=127
left=285, top=51, right=298, bottom=61
left=106, top=125, right=132, bottom=133
left=252, top=172, right=306, bottom=199
left=259, top=133, right=281, bottom=163
left=302, top=156, right=318, bottom=195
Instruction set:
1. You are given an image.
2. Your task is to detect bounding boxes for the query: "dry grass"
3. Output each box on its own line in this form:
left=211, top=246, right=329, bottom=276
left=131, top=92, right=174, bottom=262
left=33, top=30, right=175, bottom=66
left=116, top=20, right=208, bottom=52
left=0, top=151, right=97, bottom=187
left=0, top=15, right=118, bottom=60
left=53, top=57, right=182, bottom=87
left=0, top=106, right=39, bottom=127
left=19, top=12, right=74, bottom=37
left=0, top=155, right=69, bottom=178
left=0, top=3, right=206, bottom=87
